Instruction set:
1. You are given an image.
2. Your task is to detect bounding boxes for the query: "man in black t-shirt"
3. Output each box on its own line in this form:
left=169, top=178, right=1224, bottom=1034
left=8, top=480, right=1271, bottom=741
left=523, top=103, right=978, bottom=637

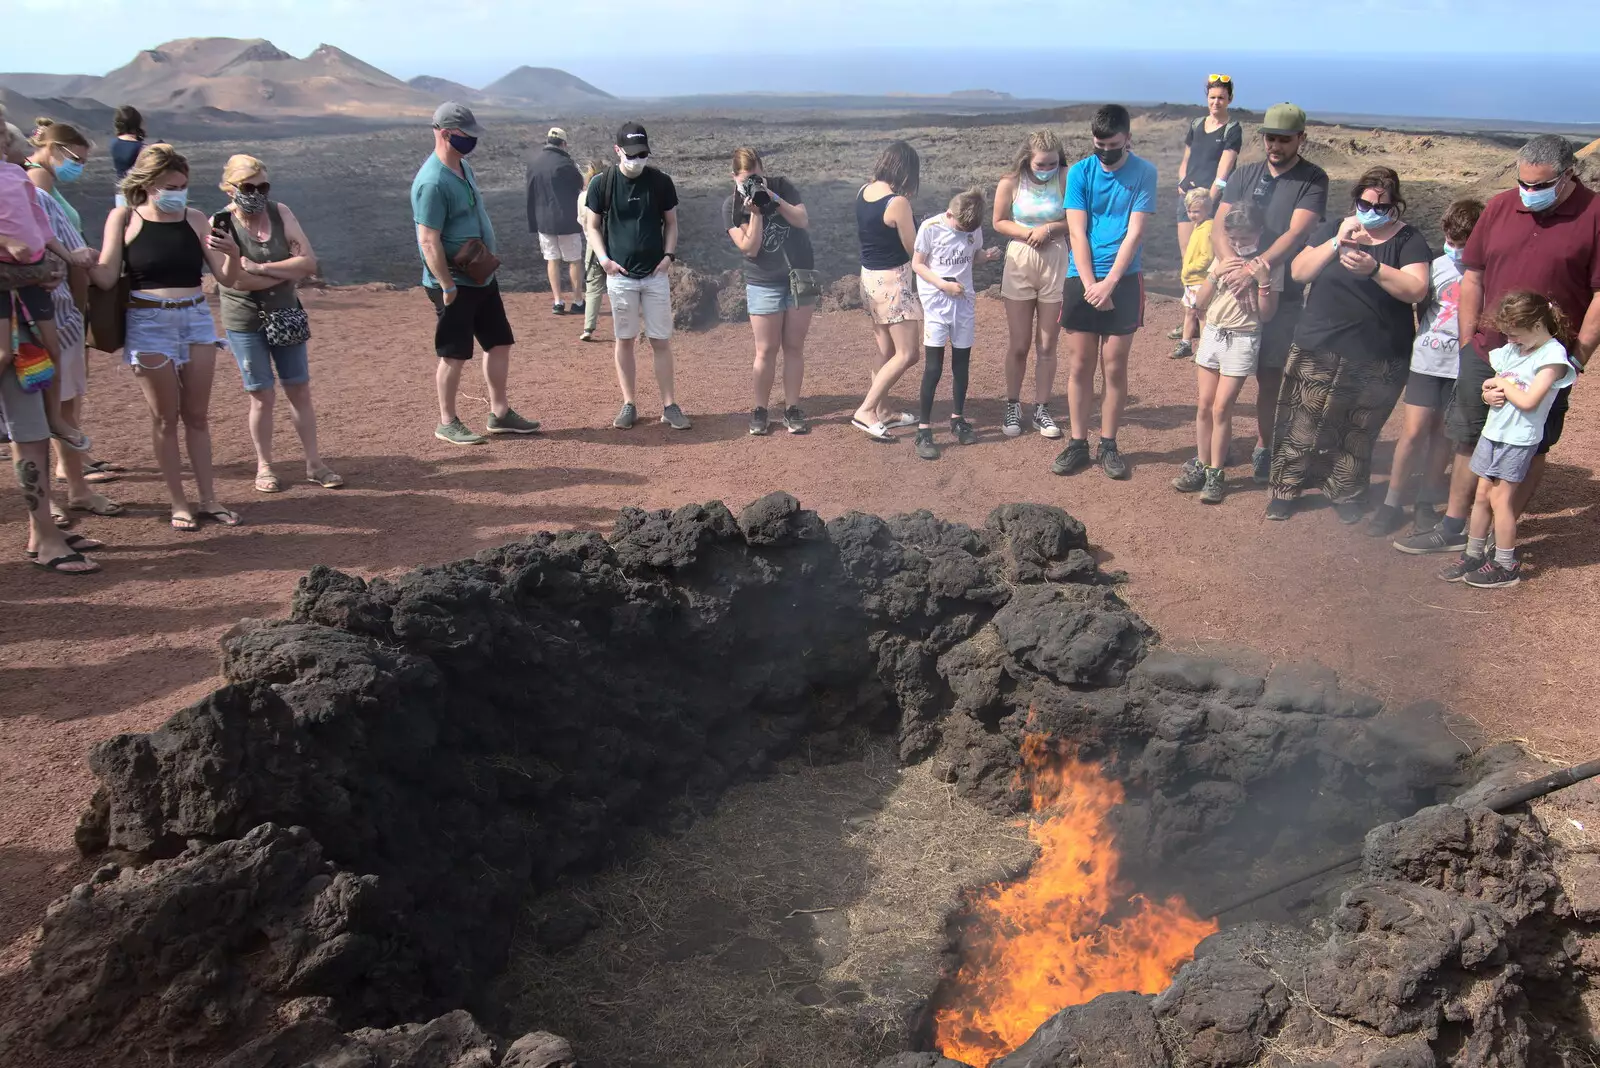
left=1213, top=103, right=1329, bottom=482
left=584, top=122, right=687, bottom=430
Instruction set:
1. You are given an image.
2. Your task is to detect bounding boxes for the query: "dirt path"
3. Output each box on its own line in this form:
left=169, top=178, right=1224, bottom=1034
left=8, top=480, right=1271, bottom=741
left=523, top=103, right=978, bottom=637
left=2, top=287, right=1595, bottom=1014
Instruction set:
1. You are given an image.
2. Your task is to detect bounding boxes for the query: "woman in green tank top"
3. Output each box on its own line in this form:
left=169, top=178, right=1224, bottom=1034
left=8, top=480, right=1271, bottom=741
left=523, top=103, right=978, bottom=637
left=214, top=154, right=342, bottom=493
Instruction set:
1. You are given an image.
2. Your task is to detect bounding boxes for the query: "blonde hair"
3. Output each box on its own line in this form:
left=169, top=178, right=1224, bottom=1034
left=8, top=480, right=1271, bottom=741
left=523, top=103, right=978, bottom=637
left=29, top=116, right=91, bottom=152
left=1183, top=188, right=1213, bottom=213
left=1011, top=129, right=1066, bottom=186
left=120, top=143, right=188, bottom=207
left=220, top=154, right=266, bottom=192
left=732, top=146, right=762, bottom=174
left=949, top=187, right=986, bottom=231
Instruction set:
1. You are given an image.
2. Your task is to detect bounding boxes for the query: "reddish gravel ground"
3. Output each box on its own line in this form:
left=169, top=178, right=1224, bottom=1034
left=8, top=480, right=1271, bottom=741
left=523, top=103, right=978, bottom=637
left=1, top=286, right=1596, bottom=1054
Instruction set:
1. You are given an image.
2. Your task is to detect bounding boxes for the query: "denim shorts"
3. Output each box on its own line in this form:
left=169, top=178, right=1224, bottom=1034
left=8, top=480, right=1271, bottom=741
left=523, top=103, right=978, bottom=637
left=746, top=282, right=795, bottom=316
left=124, top=294, right=220, bottom=368
left=227, top=328, right=310, bottom=391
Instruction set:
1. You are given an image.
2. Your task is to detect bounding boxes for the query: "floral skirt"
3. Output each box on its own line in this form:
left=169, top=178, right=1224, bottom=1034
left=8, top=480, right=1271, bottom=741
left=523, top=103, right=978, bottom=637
left=860, top=263, right=924, bottom=326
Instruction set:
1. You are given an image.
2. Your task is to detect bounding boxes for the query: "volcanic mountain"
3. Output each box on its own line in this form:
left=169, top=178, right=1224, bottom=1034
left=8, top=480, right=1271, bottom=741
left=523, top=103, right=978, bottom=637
left=480, top=65, right=615, bottom=108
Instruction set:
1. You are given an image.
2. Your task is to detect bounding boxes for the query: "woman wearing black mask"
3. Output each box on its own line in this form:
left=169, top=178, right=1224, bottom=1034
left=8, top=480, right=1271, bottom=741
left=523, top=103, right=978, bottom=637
left=214, top=154, right=340, bottom=494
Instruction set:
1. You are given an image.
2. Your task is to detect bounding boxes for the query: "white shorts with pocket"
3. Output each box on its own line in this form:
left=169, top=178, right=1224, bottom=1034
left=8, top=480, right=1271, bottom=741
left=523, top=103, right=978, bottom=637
left=1194, top=322, right=1260, bottom=378
left=538, top=232, right=584, bottom=262
left=607, top=272, right=672, bottom=341
left=923, top=296, right=976, bottom=348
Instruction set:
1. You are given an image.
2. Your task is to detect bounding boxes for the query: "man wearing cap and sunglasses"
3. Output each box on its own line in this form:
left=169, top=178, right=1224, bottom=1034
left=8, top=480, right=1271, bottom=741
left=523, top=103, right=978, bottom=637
left=584, top=121, right=689, bottom=430
left=412, top=102, right=539, bottom=445
left=1212, top=102, right=1328, bottom=483
left=526, top=125, right=586, bottom=316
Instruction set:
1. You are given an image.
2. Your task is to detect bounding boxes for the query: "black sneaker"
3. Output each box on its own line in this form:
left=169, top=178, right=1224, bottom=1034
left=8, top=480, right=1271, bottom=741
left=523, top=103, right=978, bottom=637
left=1464, top=559, right=1522, bottom=589
left=1172, top=456, right=1206, bottom=493
left=661, top=404, right=692, bottom=430
left=552, top=302, right=566, bottom=315
left=1366, top=504, right=1407, bottom=538
left=1200, top=467, right=1226, bottom=504
left=1264, top=498, right=1294, bottom=521
left=571, top=301, right=586, bottom=315
left=1097, top=441, right=1129, bottom=480
left=1438, top=553, right=1486, bottom=583
left=1002, top=401, right=1023, bottom=438
left=783, top=406, right=810, bottom=434
left=1052, top=439, right=1091, bottom=476
left=1334, top=499, right=1368, bottom=525
left=1252, top=446, right=1270, bottom=485
left=749, top=407, right=770, bottom=436
left=951, top=416, right=976, bottom=445
left=1394, top=525, right=1467, bottom=555
left=915, top=428, right=940, bottom=460
left=613, top=402, right=638, bottom=429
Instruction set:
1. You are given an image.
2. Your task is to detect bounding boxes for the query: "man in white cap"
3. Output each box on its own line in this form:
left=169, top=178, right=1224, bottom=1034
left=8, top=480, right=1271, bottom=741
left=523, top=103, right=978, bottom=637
left=412, top=101, right=539, bottom=445
left=526, top=125, right=586, bottom=316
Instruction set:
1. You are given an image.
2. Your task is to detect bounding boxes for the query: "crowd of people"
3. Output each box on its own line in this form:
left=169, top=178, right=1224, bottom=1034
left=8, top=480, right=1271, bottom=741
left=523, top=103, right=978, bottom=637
left=2, top=82, right=1596, bottom=589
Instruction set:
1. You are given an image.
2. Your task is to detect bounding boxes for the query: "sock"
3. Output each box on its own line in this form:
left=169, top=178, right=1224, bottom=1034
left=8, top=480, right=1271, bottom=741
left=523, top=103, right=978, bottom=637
left=950, top=347, right=971, bottom=417
left=1384, top=485, right=1404, bottom=508
left=1466, top=535, right=1487, bottom=558
left=919, top=345, right=946, bottom=426
left=1495, top=547, right=1517, bottom=568
left=1440, top=515, right=1467, bottom=539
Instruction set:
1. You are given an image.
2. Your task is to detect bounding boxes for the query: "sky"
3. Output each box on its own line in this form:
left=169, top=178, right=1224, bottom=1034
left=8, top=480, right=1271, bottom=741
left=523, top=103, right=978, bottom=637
left=2, top=1, right=1597, bottom=123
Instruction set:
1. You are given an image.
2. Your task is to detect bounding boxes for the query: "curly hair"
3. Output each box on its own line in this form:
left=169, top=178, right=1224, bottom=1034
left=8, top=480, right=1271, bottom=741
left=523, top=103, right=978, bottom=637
left=119, top=143, right=188, bottom=207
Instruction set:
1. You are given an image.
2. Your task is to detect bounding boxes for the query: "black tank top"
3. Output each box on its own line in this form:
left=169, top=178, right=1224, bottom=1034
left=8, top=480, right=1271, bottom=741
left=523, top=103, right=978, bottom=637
left=857, top=187, right=909, bottom=270
left=124, top=217, right=205, bottom=290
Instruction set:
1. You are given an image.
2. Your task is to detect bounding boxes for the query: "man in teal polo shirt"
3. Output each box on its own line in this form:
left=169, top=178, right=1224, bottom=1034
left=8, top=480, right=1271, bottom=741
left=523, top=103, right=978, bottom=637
left=412, top=102, right=539, bottom=445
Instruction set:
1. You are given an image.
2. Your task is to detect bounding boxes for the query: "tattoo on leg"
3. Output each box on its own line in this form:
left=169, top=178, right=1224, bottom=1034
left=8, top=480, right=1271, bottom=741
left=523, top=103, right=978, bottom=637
left=14, top=458, right=43, bottom=513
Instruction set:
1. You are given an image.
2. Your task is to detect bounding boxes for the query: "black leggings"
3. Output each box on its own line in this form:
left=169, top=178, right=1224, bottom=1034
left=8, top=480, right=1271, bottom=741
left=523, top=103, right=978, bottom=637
left=919, top=345, right=971, bottom=425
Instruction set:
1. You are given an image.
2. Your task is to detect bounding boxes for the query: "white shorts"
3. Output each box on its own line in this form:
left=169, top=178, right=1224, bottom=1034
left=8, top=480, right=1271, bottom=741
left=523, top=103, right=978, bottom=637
left=607, top=272, right=672, bottom=341
left=1194, top=322, right=1261, bottom=377
left=538, top=232, right=583, bottom=262
left=923, top=301, right=976, bottom=348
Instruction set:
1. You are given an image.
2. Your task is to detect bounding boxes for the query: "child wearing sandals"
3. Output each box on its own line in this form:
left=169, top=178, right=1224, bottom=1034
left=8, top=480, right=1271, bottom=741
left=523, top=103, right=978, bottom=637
left=1173, top=203, right=1279, bottom=503
left=910, top=188, right=1002, bottom=459
left=1436, top=290, right=1575, bottom=589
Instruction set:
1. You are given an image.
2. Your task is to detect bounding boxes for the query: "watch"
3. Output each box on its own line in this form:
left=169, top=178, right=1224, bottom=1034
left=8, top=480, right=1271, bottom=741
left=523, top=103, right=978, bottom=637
left=665, top=253, right=677, bottom=261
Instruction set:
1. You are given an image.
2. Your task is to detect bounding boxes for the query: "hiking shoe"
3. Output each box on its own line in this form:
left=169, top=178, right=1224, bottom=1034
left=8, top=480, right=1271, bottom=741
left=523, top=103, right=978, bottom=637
left=783, top=406, right=810, bottom=434
left=486, top=408, right=541, bottom=435
left=1464, top=559, right=1522, bottom=589
left=915, top=428, right=940, bottom=460
left=1394, top=525, right=1467, bottom=555
left=951, top=416, right=976, bottom=445
left=1251, top=445, right=1271, bottom=485
left=1002, top=401, right=1023, bottom=438
left=613, top=402, right=638, bottom=429
left=1097, top=441, right=1129, bottom=480
left=1334, top=499, right=1367, bottom=525
left=1200, top=467, right=1226, bottom=504
left=1051, top=439, right=1091, bottom=476
left=1264, top=498, right=1294, bottom=521
left=1167, top=325, right=1184, bottom=340
left=571, top=301, right=586, bottom=315
left=435, top=418, right=487, bottom=446
left=1172, top=456, right=1206, bottom=493
left=1032, top=404, right=1063, bottom=439
left=1171, top=340, right=1193, bottom=360
left=552, top=302, right=566, bottom=315
left=1437, top=553, right=1486, bottom=583
left=661, top=404, right=692, bottom=430
left=749, top=407, right=771, bottom=436
left=1366, top=504, right=1407, bottom=538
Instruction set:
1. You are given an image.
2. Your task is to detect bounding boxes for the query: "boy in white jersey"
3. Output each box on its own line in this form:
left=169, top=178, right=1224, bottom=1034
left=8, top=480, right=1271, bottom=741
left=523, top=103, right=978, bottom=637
left=910, top=188, right=1001, bottom=459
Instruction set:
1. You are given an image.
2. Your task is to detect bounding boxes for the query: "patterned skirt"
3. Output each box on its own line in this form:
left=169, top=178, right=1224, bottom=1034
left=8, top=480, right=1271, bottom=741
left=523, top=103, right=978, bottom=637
left=860, top=263, right=924, bottom=326
left=1269, top=344, right=1405, bottom=503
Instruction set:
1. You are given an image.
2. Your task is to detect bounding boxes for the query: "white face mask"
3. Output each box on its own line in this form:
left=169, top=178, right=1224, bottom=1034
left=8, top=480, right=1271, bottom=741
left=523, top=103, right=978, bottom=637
left=618, top=156, right=646, bottom=178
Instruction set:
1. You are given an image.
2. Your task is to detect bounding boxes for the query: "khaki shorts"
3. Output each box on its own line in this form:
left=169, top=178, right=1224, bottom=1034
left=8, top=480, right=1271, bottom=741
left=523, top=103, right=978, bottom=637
left=1000, top=239, right=1067, bottom=303
left=607, top=272, right=672, bottom=341
left=538, top=232, right=583, bottom=262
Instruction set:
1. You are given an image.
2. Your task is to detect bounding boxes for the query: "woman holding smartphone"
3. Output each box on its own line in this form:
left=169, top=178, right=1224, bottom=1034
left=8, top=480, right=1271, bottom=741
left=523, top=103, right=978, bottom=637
left=1265, top=166, right=1431, bottom=523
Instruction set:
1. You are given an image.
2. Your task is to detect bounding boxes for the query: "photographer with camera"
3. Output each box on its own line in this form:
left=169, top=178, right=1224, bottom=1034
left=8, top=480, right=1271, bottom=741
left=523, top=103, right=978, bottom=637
left=723, top=147, right=817, bottom=436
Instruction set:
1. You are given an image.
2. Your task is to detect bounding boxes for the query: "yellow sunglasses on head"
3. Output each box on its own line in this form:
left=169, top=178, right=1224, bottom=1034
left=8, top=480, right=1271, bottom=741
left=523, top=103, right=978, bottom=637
left=1208, top=74, right=1233, bottom=85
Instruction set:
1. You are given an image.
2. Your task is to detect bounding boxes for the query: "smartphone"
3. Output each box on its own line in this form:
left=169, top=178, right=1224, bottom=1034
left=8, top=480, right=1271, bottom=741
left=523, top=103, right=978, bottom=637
left=209, top=209, right=230, bottom=234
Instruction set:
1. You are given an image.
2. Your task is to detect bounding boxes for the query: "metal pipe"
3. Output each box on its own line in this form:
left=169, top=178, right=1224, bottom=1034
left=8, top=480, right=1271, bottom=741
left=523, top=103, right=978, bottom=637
left=1207, top=755, right=1600, bottom=919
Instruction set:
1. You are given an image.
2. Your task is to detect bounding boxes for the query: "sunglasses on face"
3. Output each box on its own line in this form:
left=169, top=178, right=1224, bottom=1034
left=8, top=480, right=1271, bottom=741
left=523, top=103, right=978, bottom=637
left=1356, top=197, right=1392, bottom=211
left=1517, top=172, right=1566, bottom=192
left=623, top=150, right=650, bottom=160
left=58, top=147, right=84, bottom=163
left=238, top=181, right=270, bottom=195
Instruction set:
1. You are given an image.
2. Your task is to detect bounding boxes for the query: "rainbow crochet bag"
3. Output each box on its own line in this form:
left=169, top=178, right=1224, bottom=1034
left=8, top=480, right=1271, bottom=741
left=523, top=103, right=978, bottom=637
left=9, top=296, right=57, bottom=393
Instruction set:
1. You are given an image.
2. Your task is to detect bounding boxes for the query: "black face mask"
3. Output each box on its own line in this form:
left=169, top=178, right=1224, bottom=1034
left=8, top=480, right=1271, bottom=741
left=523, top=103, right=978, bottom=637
left=1095, top=146, right=1126, bottom=166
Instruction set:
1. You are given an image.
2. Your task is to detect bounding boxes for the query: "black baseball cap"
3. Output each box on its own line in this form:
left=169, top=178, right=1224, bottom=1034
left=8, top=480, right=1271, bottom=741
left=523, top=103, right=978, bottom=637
left=616, top=121, right=650, bottom=157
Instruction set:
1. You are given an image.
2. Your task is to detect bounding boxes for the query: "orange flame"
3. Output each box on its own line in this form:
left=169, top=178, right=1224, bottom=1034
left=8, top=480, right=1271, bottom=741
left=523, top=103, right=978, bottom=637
left=933, top=735, right=1218, bottom=1067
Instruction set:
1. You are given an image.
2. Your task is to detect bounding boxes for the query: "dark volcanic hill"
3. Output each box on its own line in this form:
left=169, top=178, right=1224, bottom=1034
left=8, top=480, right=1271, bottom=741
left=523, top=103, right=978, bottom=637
left=480, top=65, right=615, bottom=107
left=407, top=75, right=484, bottom=102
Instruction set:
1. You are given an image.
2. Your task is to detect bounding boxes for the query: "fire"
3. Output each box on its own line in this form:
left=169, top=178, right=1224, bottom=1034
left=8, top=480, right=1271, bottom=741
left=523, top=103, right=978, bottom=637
left=933, top=735, right=1218, bottom=1067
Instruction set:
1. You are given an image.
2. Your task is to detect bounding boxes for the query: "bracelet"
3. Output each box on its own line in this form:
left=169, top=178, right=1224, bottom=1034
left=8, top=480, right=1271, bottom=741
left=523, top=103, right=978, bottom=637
left=443, top=286, right=457, bottom=294
left=665, top=253, right=677, bottom=261
left=1368, top=263, right=1382, bottom=279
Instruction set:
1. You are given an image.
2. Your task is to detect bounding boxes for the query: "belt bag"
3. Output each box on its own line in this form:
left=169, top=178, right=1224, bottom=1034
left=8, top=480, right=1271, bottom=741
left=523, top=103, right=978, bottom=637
left=452, top=238, right=500, bottom=286
left=781, top=245, right=822, bottom=304
left=0, top=252, right=62, bottom=289
left=260, top=302, right=311, bottom=347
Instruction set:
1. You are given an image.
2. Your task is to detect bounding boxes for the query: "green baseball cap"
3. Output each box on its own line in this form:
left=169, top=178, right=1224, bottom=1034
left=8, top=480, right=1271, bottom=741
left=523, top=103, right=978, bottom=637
left=1261, top=103, right=1307, bottom=136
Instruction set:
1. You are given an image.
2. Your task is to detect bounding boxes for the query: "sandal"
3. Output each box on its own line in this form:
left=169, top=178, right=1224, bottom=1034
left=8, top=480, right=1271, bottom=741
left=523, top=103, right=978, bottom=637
left=25, top=533, right=104, bottom=558
left=32, top=551, right=100, bottom=575
left=86, top=459, right=126, bottom=474
left=851, top=418, right=895, bottom=442
left=51, top=509, right=74, bottom=529
left=306, top=468, right=345, bottom=489
left=197, top=506, right=242, bottom=527
left=83, top=468, right=122, bottom=485
left=255, top=472, right=284, bottom=494
left=171, top=513, right=201, bottom=533
left=51, top=428, right=93, bottom=453
left=68, top=494, right=125, bottom=517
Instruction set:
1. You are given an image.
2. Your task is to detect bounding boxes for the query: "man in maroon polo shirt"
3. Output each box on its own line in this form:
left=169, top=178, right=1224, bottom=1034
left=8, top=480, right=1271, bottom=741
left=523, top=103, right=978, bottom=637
left=1394, top=134, right=1600, bottom=557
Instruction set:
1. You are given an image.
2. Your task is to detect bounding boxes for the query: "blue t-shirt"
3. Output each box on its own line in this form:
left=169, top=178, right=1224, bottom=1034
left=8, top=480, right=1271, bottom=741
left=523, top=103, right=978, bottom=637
left=411, top=154, right=498, bottom=288
left=1484, top=338, right=1575, bottom=447
left=1064, top=153, right=1159, bottom=279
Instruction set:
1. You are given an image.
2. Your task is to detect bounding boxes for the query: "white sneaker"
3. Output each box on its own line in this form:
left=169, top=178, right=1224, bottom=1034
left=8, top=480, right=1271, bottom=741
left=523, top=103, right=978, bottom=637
left=1033, top=404, right=1063, bottom=440
left=1002, top=401, right=1023, bottom=438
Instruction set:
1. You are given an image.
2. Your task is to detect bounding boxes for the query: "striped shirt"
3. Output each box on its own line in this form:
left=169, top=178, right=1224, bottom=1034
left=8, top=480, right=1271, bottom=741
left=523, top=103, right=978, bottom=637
left=35, top=187, right=85, bottom=350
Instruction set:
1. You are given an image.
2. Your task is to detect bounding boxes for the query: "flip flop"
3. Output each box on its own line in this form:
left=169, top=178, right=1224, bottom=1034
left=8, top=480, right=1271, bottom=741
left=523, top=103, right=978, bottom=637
left=68, top=494, right=124, bottom=517
left=25, top=533, right=104, bottom=558
left=197, top=506, right=242, bottom=527
left=32, top=551, right=100, bottom=575
left=52, top=429, right=93, bottom=453
left=306, top=469, right=345, bottom=489
left=255, top=472, right=284, bottom=493
left=171, top=513, right=201, bottom=532
left=86, top=459, right=126, bottom=474
left=851, top=418, right=894, bottom=442
left=51, top=510, right=74, bottom=529
left=83, top=469, right=122, bottom=485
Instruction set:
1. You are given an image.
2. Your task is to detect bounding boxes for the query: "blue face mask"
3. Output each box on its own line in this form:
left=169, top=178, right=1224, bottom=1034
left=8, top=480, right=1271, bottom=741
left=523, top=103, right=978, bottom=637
left=447, top=132, right=478, bottom=156
left=1519, top=183, right=1560, bottom=213
left=1033, top=166, right=1059, bottom=183
left=1444, top=242, right=1464, bottom=267
left=1355, top=205, right=1393, bottom=229
left=154, top=189, right=188, bottom=214
left=54, top=158, right=84, bottom=183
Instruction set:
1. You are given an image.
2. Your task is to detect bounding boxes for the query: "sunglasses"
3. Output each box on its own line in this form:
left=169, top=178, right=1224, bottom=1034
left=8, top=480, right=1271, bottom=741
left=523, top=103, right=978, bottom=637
left=238, top=182, right=270, bottom=195
left=1355, top=197, right=1392, bottom=211
left=1207, top=74, right=1233, bottom=85
left=622, top=149, right=650, bottom=160
left=1517, top=172, right=1566, bottom=192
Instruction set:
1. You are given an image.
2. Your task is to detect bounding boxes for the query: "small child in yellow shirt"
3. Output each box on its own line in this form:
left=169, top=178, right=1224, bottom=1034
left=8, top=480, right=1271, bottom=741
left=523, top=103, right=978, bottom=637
left=1175, top=188, right=1214, bottom=360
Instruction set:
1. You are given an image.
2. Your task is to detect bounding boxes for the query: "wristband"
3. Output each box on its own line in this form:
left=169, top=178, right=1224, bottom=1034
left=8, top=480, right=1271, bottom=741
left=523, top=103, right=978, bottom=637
left=443, top=286, right=457, bottom=294
left=1368, top=263, right=1382, bottom=279
left=665, top=253, right=677, bottom=261
left=1213, top=179, right=1227, bottom=189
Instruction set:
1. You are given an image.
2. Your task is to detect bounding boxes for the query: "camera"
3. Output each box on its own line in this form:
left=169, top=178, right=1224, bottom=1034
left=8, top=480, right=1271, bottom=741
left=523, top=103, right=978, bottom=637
left=739, top=175, right=776, bottom=215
